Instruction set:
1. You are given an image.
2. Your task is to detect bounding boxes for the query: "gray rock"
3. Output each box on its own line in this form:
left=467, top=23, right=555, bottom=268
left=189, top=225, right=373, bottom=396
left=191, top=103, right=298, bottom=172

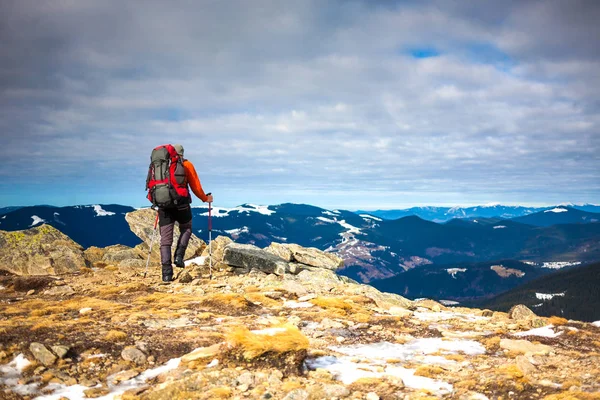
left=265, top=242, right=294, bottom=261
left=0, top=225, right=84, bottom=276
left=102, top=246, right=140, bottom=263
left=281, top=280, right=308, bottom=296
left=509, top=304, right=537, bottom=320
left=359, top=285, right=412, bottom=309
left=287, top=262, right=304, bottom=274
left=236, top=371, right=255, bottom=387
left=283, top=389, right=309, bottom=400
left=499, top=339, right=552, bottom=355
left=29, top=343, right=57, bottom=366
left=322, top=384, right=350, bottom=398
left=223, top=243, right=287, bottom=276
left=295, top=267, right=343, bottom=291
left=118, top=258, right=146, bottom=269
left=201, top=235, right=234, bottom=264
left=121, top=346, right=147, bottom=365
left=178, top=271, right=193, bottom=283
left=516, top=355, right=537, bottom=376
left=366, top=393, right=380, bottom=400
left=51, top=345, right=70, bottom=359
left=267, top=243, right=343, bottom=270
left=43, top=285, right=75, bottom=296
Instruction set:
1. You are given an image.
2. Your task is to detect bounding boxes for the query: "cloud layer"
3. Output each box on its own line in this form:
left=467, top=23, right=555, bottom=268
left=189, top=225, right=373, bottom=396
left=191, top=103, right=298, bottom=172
left=1, top=0, right=598, bottom=208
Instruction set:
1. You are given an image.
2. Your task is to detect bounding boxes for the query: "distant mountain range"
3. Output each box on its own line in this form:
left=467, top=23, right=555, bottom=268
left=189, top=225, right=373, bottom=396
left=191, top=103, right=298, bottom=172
left=470, top=261, right=600, bottom=322
left=356, top=203, right=600, bottom=223
left=1, top=203, right=599, bottom=305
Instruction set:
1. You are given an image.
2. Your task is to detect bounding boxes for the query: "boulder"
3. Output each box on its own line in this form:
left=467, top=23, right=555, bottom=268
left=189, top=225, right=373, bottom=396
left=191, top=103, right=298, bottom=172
left=83, top=246, right=106, bottom=265
left=0, top=225, right=85, bottom=276
left=266, top=243, right=343, bottom=270
left=509, top=304, right=537, bottom=320
left=200, top=235, right=233, bottom=265
left=102, top=245, right=141, bottom=263
left=121, top=346, right=146, bottom=365
left=265, top=242, right=293, bottom=262
left=51, top=345, right=70, bottom=359
left=223, top=243, right=287, bottom=276
left=29, top=342, right=57, bottom=366
left=499, top=339, right=553, bottom=355
left=294, top=267, right=344, bottom=292
left=125, top=208, right=206, bottom=261
left=356, top=284, right=412, bottom=310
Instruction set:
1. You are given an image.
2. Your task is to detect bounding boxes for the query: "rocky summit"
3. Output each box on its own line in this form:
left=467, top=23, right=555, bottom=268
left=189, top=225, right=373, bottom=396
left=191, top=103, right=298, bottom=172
left=0, top=212, right=599, bottom=400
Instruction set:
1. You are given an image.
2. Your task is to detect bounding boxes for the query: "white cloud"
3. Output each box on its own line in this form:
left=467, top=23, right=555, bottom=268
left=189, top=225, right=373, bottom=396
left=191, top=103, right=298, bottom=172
left=0, top=0, right=598, bottom=207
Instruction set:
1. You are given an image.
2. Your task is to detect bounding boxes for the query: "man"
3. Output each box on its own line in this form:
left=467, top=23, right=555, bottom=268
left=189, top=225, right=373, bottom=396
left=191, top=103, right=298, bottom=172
left=159, top=144, right=213, bottom=282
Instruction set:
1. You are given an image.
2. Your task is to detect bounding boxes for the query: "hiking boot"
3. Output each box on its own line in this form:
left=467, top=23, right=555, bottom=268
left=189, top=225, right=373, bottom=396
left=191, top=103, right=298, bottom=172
left=161, top=264, right=174, bottom=282
left=174, top=246, right=186, bottom=268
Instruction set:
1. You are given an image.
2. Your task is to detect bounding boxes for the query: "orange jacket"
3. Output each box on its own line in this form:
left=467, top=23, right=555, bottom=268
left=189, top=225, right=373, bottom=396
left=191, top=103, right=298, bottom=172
left=183, top=160, right=209, bottom=202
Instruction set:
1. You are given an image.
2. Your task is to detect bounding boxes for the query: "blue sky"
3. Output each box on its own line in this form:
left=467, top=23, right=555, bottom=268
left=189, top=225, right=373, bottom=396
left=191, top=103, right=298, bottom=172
left=0, top=0, right=599, bottom=210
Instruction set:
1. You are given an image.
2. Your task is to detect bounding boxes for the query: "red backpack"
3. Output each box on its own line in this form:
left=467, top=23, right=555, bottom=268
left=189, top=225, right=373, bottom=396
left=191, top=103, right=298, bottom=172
left=145, top=144, right=190, bottom=208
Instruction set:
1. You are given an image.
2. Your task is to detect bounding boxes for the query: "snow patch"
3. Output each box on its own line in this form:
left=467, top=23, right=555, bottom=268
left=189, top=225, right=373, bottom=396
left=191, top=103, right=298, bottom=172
left=225, top=226, right=249, bottom=236
left=184, top=256, right=206, bottom=267
left=30, top=215, right=45, bottom=226
left=493, top=225, right=506, bottom=229
left=541, top=261, right=581, bottom=269
left=307, top=339, right=484, bottom=395
left=33, top=357, right=181, bottom=400
left=439, top=300, right=460, bottom=306
left=592, top=321, right=600, bottom=327
left=198, top=204, right=275, bottom=217
left=544, top=207, right=568, bottom=213
left=92, top=205, right=115, bottom=216
left=316, top=216, right=336, bottom=223
left=359, top=214, right=383, bottom=222
left=322, top=210, right=340, bottom=216
left=446, top=268, right=467, bottom=278
left=0, top=354, right=38, bottom=396
left=337, top=220, right=361, bottom=235
left=535, top=292, right=565, bottom=301
left=514, top=325, right=562, bottom=338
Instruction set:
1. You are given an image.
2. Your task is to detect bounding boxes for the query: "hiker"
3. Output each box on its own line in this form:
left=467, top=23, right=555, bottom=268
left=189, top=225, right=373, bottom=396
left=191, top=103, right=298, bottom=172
left=147, top=143, right=213, bottom=282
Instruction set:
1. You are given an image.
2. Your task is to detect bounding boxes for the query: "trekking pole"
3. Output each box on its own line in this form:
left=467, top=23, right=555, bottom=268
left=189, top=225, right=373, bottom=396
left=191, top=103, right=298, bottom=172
left=207, top=193, right=213, bottom=280
left=144, top=209, right=159, bottom=278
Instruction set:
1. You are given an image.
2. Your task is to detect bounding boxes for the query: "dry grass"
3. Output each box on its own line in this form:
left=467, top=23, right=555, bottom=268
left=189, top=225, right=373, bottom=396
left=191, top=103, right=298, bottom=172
left=481, top=336, right=501, bottom=353
left=281, top=380, right=303, bottom=392
left=200, top=293, right=254, bottom=310
left=135, top=292, right=202, bottom=309
left=225, top=324, right=309, bottom=360
left=548, top=316, right=569, bottom=326
left=453, top=379, right=478, bottom=390
left=310, top=296, right=353, bottom=311
left=444, top=354, right=466, bottom=362
left=93, top=282, right=148, bottom=296
left=244, top=293, right=281, bottom=308
left=104, top=330, right=128, bottom=342
left=414, top=365, right=445, bottom=378
left=497, top=364, right=525, bottom=380
left=543, top=393, right=600, bottom=400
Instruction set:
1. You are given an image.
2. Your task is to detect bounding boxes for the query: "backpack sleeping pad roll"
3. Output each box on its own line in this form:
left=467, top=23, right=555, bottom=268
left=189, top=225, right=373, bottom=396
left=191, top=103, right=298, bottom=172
left=146, top=144, right=190, bottom=208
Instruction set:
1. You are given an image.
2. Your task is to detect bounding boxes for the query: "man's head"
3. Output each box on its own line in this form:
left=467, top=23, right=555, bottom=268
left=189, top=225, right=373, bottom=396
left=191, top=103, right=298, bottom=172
left=173, top=144, right=184, bottom=157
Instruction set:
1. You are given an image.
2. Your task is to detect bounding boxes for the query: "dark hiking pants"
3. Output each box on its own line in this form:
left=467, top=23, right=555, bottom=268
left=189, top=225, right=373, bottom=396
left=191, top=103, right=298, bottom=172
left=158, top=205, right=193, bottom=270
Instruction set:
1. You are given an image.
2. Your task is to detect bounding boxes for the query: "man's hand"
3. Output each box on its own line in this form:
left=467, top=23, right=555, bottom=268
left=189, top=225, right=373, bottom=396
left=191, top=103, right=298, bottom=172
left=206, top=194, right=214, bottom=203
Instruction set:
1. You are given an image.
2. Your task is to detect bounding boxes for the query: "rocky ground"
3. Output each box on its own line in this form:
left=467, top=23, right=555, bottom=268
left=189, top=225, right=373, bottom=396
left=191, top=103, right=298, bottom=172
left=1, top=210, right=599, bottom=400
